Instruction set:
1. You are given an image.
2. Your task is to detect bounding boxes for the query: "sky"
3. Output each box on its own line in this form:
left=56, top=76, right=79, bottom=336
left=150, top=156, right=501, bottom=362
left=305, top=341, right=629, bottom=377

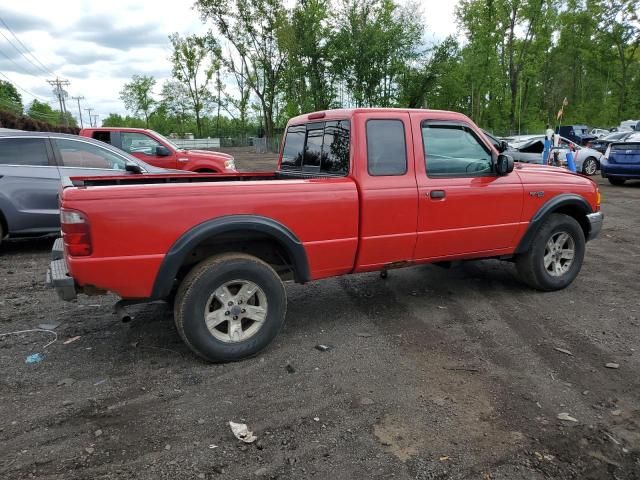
left=0, top=0, right=458, bottom=126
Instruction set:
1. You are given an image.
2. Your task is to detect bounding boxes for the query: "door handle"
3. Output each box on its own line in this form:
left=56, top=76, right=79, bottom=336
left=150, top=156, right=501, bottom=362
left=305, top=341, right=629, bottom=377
left=429, top=190, right=446, bottom=199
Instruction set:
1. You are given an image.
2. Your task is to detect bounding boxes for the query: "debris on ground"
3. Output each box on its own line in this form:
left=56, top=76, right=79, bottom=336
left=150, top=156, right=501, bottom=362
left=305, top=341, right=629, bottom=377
left=285, top=363, right=296, bottom=374
left=229, top=421, right=257, bottom=443
left=355, top=332, right=372, bottom=338
left=557, top=412, right=578, bottom=422
left=57, top=378, right=75, bottom=387
left=359, top=397, right=375, bottom=406
left=25, top=353, right=43, bottom=364
left=604, top=362, right=620, bottom=369
left=94, top=429, right=103, bottom=437
left=37, top=322, right=61, bottom=330
left=315, top=344, right=331, bottom=352
left=554, top=347, right=573, bottom=356
left=93, top=379, right=107, bottom=386
left=85, top=447, right=94, bottom=455
left=63, top=336, right=81, bottom=345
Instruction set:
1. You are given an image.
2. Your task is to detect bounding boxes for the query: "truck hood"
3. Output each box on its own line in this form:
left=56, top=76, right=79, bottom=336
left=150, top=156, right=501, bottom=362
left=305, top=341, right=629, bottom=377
left=182, top=149, right=234, bottom=160
left=514, top=162, right=587, bottom=183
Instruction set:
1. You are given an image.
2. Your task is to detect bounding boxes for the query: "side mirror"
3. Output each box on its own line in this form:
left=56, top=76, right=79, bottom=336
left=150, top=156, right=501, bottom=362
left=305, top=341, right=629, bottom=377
left=155, top=145, right=171, bottom=156
left=496, top=154, right=514, bottom=176
left=498, top=140, right=509, bottom=153
left=125, top=163, right=143, bottom=174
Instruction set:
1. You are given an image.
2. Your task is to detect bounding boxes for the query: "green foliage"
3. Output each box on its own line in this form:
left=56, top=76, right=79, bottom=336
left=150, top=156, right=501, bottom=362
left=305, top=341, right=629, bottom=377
left=120, top=75, right=156, bottom=128
left=169, top=33, right=222, bottom=137
left=0, top=80, right=23, bottom=115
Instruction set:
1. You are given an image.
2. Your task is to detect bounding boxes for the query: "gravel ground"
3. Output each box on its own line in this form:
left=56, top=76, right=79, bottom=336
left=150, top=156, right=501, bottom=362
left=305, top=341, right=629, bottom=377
left=0, top=161, right=639, bottom=479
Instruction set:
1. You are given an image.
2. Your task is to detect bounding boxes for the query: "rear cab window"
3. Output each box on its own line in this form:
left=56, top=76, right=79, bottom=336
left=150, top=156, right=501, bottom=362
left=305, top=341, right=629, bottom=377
left=91, top=131, right=111, bottom=144
left=366, top=119, right=407, bottom=176
left=280, top=120, right=350, bottom=176
left=0, top=138, right=51, bottom=166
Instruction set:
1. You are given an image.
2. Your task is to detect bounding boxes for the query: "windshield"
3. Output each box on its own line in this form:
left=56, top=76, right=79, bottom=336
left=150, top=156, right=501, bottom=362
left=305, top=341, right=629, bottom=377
left=151, top=130, right=181, bottom=151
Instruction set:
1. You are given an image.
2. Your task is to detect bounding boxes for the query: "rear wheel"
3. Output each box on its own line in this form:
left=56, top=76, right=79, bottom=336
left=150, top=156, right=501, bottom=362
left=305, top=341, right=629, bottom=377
left=516, top=213, right=585, bottom=291
left=174, top=253, right=286, bottom=362
left=582, top=157, right=597, bottom=176
left=608, top=177, right=626, bottom=186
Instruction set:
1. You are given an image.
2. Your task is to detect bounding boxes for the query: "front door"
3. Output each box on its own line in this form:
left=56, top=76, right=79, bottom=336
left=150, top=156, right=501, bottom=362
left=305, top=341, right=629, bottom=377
left=411, top=116, right=524, bottom=260
left=0, top=136, right=61, bottom=235
left=119, top=132, right=177, bottom=169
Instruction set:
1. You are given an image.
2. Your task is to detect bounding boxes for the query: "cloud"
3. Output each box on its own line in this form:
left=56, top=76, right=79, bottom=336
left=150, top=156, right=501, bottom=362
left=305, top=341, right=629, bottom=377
left=56, top=49, right=117, bottom=66
left=71, top=15, right=168, bottom=51
left=0, top=8, right=51, bottom=32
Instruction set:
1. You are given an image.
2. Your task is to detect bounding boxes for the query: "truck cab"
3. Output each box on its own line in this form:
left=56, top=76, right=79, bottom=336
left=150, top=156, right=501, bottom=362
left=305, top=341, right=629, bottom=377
left=80, top=127, right=236, bottom=173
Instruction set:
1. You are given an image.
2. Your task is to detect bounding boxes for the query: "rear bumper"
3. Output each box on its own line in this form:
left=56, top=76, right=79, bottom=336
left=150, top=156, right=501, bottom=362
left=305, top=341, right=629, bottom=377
left=586, top=212, right=603, bottom=241
left=46, top=238, right=77, bottom=301
left=601, top=162, right=640, bottom=178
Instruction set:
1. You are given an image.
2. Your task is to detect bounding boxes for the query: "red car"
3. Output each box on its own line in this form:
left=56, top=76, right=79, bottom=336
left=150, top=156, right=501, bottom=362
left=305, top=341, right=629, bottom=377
left=51, top=108, right=603, bottom=362
left=79, top=127, right=236, bottom=173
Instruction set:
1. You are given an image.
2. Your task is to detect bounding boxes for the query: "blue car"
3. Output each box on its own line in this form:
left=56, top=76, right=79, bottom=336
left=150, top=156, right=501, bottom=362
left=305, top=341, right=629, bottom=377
left=600, top=141, right=640, bottom=185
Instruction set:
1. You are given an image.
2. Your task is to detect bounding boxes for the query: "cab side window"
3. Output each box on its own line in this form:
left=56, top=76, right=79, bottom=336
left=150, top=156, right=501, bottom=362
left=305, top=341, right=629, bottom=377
left=121, top=132, right=161, bottom=156
left=423, top=123, right=492, bottom=177
left=0, top=138, right=50, bottom=166
left=366, top=120, right=407, bottom=176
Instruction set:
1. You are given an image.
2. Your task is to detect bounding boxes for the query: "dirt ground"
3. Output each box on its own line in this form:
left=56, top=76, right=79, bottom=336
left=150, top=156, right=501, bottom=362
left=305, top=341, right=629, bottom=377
left=1, top=155, right=639, bottom=479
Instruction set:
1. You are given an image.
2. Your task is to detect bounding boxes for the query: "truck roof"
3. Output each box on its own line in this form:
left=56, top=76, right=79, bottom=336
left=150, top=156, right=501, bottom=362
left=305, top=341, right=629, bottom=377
left=81, top=127, right=153, bottom=132
left=287, top=108, right=471, bottom=125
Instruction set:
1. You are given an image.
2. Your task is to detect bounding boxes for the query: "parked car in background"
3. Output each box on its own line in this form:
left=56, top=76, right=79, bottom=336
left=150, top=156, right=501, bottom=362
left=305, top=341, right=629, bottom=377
left=589, top=128, right=610, bottom=137
left=0, top=132, right=171, bottom=244
left=80, top=128, right=236, bottom=173
left=589, top=131, right=635, bottom=153
left=507, top=135, right=601, bottom=175
left=481, top=130, right=508, bottom=152
left=556, top=125, right=597, bottom=146
left=601, top=141, right=640, bottom=185
left=619, top=120, right=640, bottom=132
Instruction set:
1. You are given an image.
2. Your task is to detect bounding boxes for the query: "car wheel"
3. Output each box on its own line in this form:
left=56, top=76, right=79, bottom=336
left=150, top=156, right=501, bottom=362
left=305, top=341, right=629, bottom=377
left=174, top=253, right=287, bottom=362
left=582, top=157, right=597, bottom=176
left=516, top=213, right=585, bottom=291
left=608, top=177, right=626, bottom=186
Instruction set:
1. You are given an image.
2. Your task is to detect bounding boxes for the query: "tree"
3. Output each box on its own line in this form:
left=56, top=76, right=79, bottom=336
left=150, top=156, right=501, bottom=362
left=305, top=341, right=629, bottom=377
left=160, top=80, right=193, bottom=134
left=332, top=0, right=422, bottom=107
left=120, top=75, right=156, bottom=127
left=169, top=33, right=221, bottom=137
left=0, top=80, right=23, bottom=115
left=196, top=0, right=287, bottom=141
left=27, top=99, right=59, bottom=124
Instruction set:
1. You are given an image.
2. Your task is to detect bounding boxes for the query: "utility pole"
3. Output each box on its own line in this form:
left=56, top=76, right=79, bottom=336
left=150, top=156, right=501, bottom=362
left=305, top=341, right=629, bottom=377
left=47, top=77, right=70, bottom=126
left=85, top=108, right=94, bottom=127
left=90, top=114, right=99, bottom=128
left=71, top=96, right=85, bottom=128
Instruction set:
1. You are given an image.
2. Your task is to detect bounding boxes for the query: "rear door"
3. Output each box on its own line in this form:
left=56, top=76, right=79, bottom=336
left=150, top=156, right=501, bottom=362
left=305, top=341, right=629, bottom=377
left=119, top=131, right=177, bottom=169
left=353, top=112, right=419, bottom=271
left=0, top=136, right=61, bottom=234
left=411, top=115, right=523, bottom=259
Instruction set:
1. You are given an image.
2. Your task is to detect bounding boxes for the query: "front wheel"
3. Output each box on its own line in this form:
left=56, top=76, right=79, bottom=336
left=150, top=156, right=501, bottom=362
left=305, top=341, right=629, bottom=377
left=582, top=157, right=597, bottom=176
left=516, top=213, right=585, bottom=291
left=174, top=253, right=287, bottom=362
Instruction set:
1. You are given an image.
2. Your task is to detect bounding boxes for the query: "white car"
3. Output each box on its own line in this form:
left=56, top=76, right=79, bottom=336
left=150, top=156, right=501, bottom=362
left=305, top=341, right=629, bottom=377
left=507, top=135, right=602, bottom=175
left=590, top=128, right=610, bottom=137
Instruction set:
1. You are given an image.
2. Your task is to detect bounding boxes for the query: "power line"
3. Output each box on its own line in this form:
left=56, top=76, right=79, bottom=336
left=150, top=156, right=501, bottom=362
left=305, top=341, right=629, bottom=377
left=0, top=17, right=55, bottom=76
left=0, top=27, right=46, bottom=76
left=0, top=47, right=40, bottom=77
left=0, top=70, right=50, bottom=103
left=47, top=77, right=70, bottom=126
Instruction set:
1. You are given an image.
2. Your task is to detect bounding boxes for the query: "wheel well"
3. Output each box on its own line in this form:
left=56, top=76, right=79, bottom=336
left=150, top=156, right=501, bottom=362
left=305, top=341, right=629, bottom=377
left=551, top=205, right=590, bottom=239
left=194, top=168, right=217, bottom=173
left=176, top=231, right=297, bottom=284
left=0, top=210, right=7, bottom=238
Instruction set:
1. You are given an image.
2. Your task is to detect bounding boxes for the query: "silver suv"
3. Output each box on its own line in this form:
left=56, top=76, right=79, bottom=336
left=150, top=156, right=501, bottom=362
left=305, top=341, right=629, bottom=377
left=0, top=131, right=169, bottom=244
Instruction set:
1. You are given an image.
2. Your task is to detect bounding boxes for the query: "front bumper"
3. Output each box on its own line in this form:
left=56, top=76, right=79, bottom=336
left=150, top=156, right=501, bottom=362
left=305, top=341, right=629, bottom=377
left=46, top=238, right=77, bottom=301
left=586, top=212, right=604, bottom=241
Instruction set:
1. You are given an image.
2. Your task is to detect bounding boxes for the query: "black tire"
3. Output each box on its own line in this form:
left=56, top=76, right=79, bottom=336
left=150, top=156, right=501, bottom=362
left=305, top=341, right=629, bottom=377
left=608, top=177, right=626, bottom=186
left=582, top=157, right=597, bottom=176
left=174, top=253, right=286, bottom=362
left=515, top=213, right=585, bottom=291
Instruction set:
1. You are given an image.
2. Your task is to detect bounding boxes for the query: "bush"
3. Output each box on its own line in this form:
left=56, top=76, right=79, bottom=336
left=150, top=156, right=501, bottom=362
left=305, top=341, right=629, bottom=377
left=0, top=109, right=80, bottom=134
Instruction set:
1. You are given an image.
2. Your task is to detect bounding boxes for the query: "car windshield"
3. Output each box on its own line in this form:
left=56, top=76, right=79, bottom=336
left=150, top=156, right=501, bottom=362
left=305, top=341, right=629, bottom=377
left=152, top=131, right=181, bottom=150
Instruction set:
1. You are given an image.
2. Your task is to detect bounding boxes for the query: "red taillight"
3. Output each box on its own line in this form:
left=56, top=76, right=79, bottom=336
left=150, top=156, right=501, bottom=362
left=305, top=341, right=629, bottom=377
left=60, top=209, right=92, bottom=256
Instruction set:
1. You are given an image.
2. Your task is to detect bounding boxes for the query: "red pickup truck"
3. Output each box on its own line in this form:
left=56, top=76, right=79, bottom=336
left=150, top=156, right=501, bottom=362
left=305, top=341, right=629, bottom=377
left=50, top=108, right=603, bottom=362
left=79, top=127, right=236, bottom=173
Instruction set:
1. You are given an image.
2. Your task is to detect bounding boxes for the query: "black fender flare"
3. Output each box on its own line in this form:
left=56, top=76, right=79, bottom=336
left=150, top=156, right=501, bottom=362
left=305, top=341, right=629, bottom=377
left=150, top=215, right=310, bottom=299
left=514, top=194, right=593, bottom=254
